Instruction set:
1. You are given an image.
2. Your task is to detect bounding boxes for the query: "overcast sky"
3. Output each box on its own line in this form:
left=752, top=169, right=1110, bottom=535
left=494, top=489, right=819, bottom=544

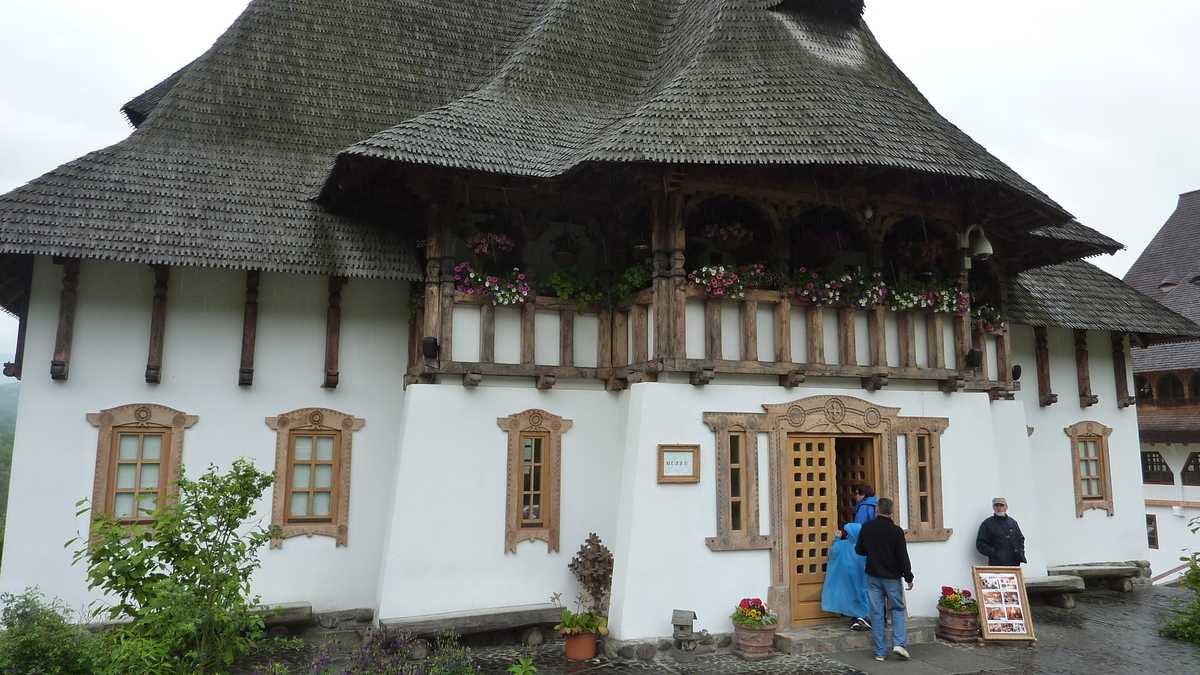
left=2, top=0, right=1198, bottom=360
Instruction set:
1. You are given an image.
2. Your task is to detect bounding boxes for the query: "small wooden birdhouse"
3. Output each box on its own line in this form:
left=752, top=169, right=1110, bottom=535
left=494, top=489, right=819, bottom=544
left=672, top=609, right=697, bottom=640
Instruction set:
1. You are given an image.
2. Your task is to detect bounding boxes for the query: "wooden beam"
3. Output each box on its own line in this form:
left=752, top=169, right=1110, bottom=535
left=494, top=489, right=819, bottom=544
left=995, top=325, right=1012, bottom=387
left=421, top=205, right=443, bottom=358
left=806, top=306, right=825, bottom=365
left=705, top=299, right=722, bottom=360
left=144, top=266, right=170, bottom=384
left=238, top=270, right=260, bottom=386
left=1074, top=329, right=1098, bottom=407
left=927, top=311, right=945, bottom=370
left=953, top=312, right=969, bottom=373
left=323, top=276, right=345, bottom=389
left=740, top=299, right=758, bottom=362
left=971, top=319, right=987, bottom=379
left=651, top=191, right=671, bottom=361
left=479, top=303, right=496, bottom=364
left=2, top=291, right=29, bottom=380
left=50, top=258, right=80, bottom=381
left=838, top=307, right=856, bottom=366
left=1112, top=333, right=1134, bottom=408
left=632, top=303, right=648, bottom=363
left=867, top=306, right=886, bottom=368
left=559, top=309, right=574, bottom=368
left=520, top=301, right=536, bottom=366
left=597, top=309, right=613, bottom=370
left=897, top=311, right=916, bottom=368
left=1035, top=326, right=1057, bottom=406
left=775, top=297, right=791, bottom=364
left=669, top=191, right=687, bottom=365
left=613, top=310, right=629, bottom=367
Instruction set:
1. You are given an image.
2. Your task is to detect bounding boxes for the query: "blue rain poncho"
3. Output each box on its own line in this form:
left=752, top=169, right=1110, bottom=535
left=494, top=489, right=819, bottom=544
left=820, top=522, right=870, bottom=618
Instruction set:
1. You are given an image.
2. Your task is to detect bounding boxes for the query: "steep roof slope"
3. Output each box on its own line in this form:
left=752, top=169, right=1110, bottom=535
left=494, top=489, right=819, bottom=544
left=1124, top=190, right=1200, bottom=369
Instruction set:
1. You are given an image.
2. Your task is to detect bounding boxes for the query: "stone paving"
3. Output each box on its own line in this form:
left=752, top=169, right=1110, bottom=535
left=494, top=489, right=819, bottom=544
left=470, top=586, right=1200, bottom=675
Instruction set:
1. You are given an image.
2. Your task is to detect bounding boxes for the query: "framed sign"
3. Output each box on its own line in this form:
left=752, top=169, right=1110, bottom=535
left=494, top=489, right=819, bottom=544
left=972, top=566, right=1036, bottom=641
left=658, top=445, right=700, bottom=484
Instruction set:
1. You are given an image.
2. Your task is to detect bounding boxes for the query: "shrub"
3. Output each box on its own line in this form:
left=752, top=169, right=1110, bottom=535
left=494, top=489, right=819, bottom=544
left=69, top=459, right=276, bottom=673
left=567, top=533, right=613, bottom=615
left=1162, top=516, right=1200, bottom=644
left=0, top=588, right=97, bottom=674
left=306, top=629, right=476, bottom=674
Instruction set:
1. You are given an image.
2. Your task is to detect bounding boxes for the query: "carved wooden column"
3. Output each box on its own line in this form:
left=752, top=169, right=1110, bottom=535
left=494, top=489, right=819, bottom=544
left=323, top=276, right=346, bottom=389
left=740, top=299, right=758, bottom=362
left=864, top=305, right=888, bottom=391
left=238, top=271, right=260, bottom=386
left=420, top=204, right=444, bottom=372
left=50, top=258, right=80, bottom=381
left=1035, top=326, right=1057, bottom=406
left=806, top=306, right=824, bottom=365
left=896, top=311, right=916, bottom=369
left=1074, top=329, right=1098, bottom=407
left=144, top=265, right=169, bottom=384
left=1112, top=333, right=1134, bottom=408
left=837, top=307, right=856, bottom=366
left=668, top=191, right=687, bottom=368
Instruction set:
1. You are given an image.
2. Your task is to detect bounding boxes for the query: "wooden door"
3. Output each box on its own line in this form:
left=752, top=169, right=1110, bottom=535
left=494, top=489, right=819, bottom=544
left=836, top=437, right=878, bottom=526
left=786, top=434, right=839, bottom=623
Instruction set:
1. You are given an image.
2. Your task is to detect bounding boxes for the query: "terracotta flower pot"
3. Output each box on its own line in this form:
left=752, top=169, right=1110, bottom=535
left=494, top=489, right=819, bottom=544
left=733, top=623, right=777, bottom=660
left=564, top=632, right=597, bottom=661
left=936, top=605, right=980, bottom=643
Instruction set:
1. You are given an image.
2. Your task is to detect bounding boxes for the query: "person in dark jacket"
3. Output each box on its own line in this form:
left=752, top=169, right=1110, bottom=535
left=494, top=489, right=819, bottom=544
left=975, top=497, right=1026, bottom=566
left=855, top=497, right=913, bottom=662
left=852, top=484, right=877, bottom=524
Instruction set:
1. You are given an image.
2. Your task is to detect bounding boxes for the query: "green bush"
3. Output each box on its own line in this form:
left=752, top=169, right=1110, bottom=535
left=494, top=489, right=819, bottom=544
left=1161, top=516, right=1200, bottom=644
left=0, top=588, right=97, bottom=674
left=69, top=459, right=276, bottom=673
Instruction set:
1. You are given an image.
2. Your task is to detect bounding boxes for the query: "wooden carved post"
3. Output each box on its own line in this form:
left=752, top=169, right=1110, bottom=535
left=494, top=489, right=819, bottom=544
left=421, top=205, right=443, bottom=372
left=775, top=296, right=792, bottom=363
left=704, top=299, right=722, bottom=361
left=323, top=276, right=345, bottom=389
left=669, top=191, right=687, bottom=368
left=597, top=309, right=612, bottom=373
left=651, top=192, right=671, bottom=362
left=1074, top=329, right=1098, bottom=407
left=807, top=306, right=825, bottom=365
left=520, top=302, right=536, bottom=366
left=926, top=310, right=945, bottom=370
left=1035, top=326, right=1057, bottom=406
left=238, top=270, right=260, bottom=386
left=838, top=307, right=856, bottom=366
left=863, top=305, right=888, bottom=391
left=612, top=311, right=629, bottom=368
left=971, top=318, right=987, bottom=379
left=740, top=299, right=758, bottom=362
left=479, top=303, right=496, bottom=364
left=1112, top=333, right=1133, bottom=408
left=50, top=258, right=80, bottom=380
left=897, top=311, right=916, bottom=368
left=632, top=304, right=649, bottom=364
left=145, top=265, right=169, bottom=383
left=559, top=309, right=575, bottom=368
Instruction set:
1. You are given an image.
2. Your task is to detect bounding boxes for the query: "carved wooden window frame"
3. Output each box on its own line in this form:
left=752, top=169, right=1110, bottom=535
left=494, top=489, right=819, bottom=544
left=702, top=416, right=770, bottom=552
left=1146, top=514, right=1159, bottom=550
left=87, top=404, right=197, bottom=525
left=1182, top=453, right=1200, bottom=486
left=498, top=409, right=572, bottom=554
left=267, top=408, right=364, bottom=547
left=1064, top=421, right=1114, bottom=517
left=895, top=419, right=951, bottom=542
left=1140, top=451, right=1174, bottom=485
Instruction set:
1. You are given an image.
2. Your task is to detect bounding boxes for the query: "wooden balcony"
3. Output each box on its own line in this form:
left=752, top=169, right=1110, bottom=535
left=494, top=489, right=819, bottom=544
left=408, top=288, right=1016, bottom=398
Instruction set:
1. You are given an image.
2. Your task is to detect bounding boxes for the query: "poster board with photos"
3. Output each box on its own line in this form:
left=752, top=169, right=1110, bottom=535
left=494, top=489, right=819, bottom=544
left=972, top=566, right=1036, bottom=641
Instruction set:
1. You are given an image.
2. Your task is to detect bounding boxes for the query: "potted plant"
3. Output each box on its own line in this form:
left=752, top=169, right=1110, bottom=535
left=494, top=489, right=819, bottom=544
left=730, top=597, right=778, bottom=660
left=555, top=533, right=615, bottom=661
left=555, top=606, right=608, bottom=661
left=936, top=585, right=980, bottom=643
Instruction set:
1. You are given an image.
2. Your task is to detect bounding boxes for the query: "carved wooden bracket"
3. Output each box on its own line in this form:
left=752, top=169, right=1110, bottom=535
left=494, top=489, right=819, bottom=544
left=1034, top=326, right=1057, bottom=406
left=239, top=271, right=260, bottom=386
left=463, top=370, right=483, bottom=387
left=862, top=371, right=889, bottom=392
left=536, top=374, right=557, bottom=390
left=323, top=276, right=346, bottom=389
left=690, top=365, right=716, bottom=386
left=1111, top=333, right=1134, bottom=408
left=1074, top=330, right=1098, bottom=407
left=50, top=258, right=80, bottom=381
left=145, top=266, right=169, bottom=384
left=779, top=369, right=806, bottom=388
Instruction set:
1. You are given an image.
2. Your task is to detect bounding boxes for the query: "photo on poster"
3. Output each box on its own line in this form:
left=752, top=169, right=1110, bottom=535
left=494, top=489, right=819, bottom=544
left=972, top=566, right=1036, bottom=641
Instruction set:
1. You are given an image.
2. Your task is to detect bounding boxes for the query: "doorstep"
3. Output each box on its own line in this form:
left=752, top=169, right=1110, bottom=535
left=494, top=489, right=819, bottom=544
left=775, top=617, right=937, bottom=654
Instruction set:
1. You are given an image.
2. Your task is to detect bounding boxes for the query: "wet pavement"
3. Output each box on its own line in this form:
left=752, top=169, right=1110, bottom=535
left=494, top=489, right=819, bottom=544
left=471, top=586, right=1200, bottom=674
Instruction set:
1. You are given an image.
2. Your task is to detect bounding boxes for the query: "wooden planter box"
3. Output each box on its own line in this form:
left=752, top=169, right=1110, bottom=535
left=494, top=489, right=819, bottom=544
left=936, top=605, right=980, bottom=643
left=733, top=623, right=777, bottom=660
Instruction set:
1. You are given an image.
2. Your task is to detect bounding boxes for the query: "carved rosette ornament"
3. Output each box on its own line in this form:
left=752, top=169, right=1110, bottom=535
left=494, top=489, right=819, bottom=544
left=864, top=407, right=882, bottom=428
left=265, top=408, right=365, bottom=548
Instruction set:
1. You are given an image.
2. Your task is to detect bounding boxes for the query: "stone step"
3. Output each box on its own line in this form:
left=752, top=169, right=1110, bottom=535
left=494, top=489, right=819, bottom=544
left=1026, top=575, right=1085, bottom=608
left=775, top=617, right=937, bottom=654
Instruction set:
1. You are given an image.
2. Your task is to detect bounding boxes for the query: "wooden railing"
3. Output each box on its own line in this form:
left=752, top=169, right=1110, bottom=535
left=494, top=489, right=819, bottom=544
left=409, top=288, right=1016, bottom=396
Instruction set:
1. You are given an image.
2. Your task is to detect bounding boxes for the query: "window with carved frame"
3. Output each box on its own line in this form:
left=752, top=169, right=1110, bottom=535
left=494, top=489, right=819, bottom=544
left=1141, top=451, right=1174, bottom=485
left=87, top=404, right=196, bottom=525
left=267, top=408, right=364, bottom=547
left=895, top=419, right=951, bottom=542
left=1146, top=514, right=1159, bottom=549
left=498, top=409, right=571, bottom=554
left=1183, top=453, right=1200, bottom=486
left=728, top=430, right=748, bottom=532
left=1064, top=421, right=1114, bottom=518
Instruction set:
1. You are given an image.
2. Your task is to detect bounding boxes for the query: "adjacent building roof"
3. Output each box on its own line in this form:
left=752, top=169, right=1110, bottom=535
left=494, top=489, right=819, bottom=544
left=1007, top=260, right=1200, bottom=343
left=1124, top=190, right=1200, bottom=369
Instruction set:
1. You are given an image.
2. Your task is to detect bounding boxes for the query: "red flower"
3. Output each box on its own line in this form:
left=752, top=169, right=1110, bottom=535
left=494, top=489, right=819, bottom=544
left=941, top=586, right=955, bottom=597
left=961, top=590, right=971, bottom=599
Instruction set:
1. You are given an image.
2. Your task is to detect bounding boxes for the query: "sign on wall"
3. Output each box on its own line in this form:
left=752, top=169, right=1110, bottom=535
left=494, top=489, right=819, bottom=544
left=973, top=566, right=1036, bottom=641
left=657, top=445, right=700, bottom=484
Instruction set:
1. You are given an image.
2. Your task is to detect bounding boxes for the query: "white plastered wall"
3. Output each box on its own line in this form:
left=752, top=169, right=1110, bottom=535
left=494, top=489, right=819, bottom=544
left=0, top=257, right=409, bottom=612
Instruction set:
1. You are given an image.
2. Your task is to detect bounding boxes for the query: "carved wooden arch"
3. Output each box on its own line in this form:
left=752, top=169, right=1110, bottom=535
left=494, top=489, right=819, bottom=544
left=498, top=409, right=573, bottom=554
left=267, top=408, right=365, bottom=547
left=87, top=403, right=197, bottom=523
left=1064, top=420, right=1114, bottom=518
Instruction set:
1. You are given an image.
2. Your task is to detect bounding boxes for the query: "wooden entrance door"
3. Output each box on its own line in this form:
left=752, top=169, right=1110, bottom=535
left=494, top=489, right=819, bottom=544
left=836, top=437, right=878, bottom=526
left=786, top=434, right=838, bottom=623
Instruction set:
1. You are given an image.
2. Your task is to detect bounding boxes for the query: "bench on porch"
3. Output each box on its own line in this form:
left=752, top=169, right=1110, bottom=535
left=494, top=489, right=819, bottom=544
left=1025, top=575, right=1085, bottom=608
left=379, top=603, right=561, bottom=639
left=1048, top=563, right=1141, bottom=593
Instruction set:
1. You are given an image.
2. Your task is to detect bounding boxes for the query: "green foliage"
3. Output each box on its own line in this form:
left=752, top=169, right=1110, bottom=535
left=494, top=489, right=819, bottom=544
left=554, top=607, right=608, bottom=637
left=69, top=459, right=277, bottom=673
left=306, top=629, right=476, bottom=674
left=610, top=260, right=652, bottom=306
left=506, top=654, right=538, bottom=675
left=545, top=271, right=604, bottom=310
left=1161, top=516, right=1200, bottom=644
left=0, top=588, right=97, bottom=674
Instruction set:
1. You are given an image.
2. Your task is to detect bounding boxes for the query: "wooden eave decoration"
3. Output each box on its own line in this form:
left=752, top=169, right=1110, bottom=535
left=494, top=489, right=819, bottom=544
left=145, top=266, right=169, bottom=384
left=50, top=258, right=80, bottom=381
left=1074, top=330, right=1098, bottom=408
left=1034, top=326, right=1057, bottom=406
left=497, top=409, right=572, bottom=554
left=266, top=408, right=365, bottom=547
left=323, top=276, right=346, bottom=389
left=239, top=271, right=260, bottom=386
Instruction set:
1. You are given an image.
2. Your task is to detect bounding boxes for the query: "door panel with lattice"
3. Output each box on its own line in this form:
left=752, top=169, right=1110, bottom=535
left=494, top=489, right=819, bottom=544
left=786, top=435, right=838, bottom=623
left=836, top=437, right=877, bottom=526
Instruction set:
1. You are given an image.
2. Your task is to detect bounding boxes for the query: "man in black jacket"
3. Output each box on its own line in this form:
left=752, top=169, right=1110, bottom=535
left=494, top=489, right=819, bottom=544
left=975, top=497, right=1026, bottom=566
left=854, top=497, right=913, bottom=662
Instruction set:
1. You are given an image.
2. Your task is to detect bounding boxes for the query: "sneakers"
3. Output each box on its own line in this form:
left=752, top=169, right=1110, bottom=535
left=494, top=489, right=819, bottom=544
left=850, top=617, right=871, bottom=631
left=873, top=655, right=885, bottom=661
left=892, top=645, right=911, bottom=660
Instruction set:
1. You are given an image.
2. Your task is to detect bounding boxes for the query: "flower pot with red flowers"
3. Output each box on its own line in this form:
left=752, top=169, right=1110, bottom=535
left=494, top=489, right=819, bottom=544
left=555, top=607, right=608, bottom=661
left=936, top=585, right=981, bottom=643
left=730, top=598, right=778, bottom=660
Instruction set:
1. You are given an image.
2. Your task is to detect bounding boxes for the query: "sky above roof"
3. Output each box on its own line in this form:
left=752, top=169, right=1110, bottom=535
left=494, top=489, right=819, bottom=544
left=1, top=0, right=1198, bottom=358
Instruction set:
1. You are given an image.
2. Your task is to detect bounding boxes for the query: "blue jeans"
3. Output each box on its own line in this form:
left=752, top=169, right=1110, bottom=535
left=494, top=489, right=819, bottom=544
left=867, top=575, right=907, bottom=657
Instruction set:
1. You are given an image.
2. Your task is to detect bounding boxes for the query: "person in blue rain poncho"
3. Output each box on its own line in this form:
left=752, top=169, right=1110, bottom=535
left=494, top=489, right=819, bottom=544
left=821, top=522, right=872, bottom=631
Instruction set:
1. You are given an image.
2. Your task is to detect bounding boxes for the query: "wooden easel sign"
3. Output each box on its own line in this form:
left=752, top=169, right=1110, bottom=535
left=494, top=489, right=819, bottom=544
left=973, top=566, right=1036, bottom=641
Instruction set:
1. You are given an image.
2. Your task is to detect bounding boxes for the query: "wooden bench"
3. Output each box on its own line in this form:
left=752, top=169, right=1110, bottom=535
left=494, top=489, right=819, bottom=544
left=1025, top=575, right=1085, bottom=608
left=379, top=603, right=561, bottom=638
left=1048, top=564, right=1140, bottom=593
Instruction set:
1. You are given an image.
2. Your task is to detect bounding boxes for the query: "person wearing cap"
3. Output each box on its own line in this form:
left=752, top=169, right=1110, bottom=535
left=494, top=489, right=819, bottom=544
left=975, top=497, right=1026, bottom=566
